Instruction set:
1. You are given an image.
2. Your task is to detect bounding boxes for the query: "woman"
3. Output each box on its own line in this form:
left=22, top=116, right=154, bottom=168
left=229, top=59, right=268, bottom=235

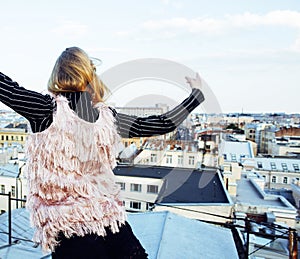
left=0, top=47, right=204, bottom=258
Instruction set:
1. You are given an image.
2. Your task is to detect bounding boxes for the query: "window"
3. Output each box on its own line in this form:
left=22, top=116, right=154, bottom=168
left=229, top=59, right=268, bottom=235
left=1, top=136, right=3, bottom=140
left=0, top=185, right=5, bottom=194
left=283, top=177, right=288, bottom=184
left=16, top=136, right=18, bottom=141
left=281, top=163, right=288, bottom=172
left=150, top=154, right=157, bottom=163
left=147, top=185, right=158, bottom=194
left=11, top=186, right=16, bottom=197
left=271, top=176, right=277, bottom=183
left=130, top=201, right=141, bottom=210
left=21, top=136, right=24, bottom=141
left=293, top=164, right=299, bottom=172
left=146, top=202, right=154, bottom=210
left=223, top=154, right=227, bottom=160
left=270, top=162, right=276, bottom=170
left=116, top=182, right=125, bottom=190
left=166, top=155, right=172, bottom=164
left=22, top=195, right=27, bottom=208
left=6, top=136, right=8, bottom=141
left=11, top=136, right=14, bottom=141
left=188, top=156, right=195, bottom=165
left=231, top=154, right=237, bottom=161
left=257, top=162, right=263, bottom=169
left=130, top=183, right=141, bottom=192
left=178, top=155, right=183, bottom=165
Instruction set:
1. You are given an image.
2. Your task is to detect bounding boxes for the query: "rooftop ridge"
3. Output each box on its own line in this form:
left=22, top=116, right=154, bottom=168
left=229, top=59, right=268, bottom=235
left=155, top=211, right=169, bottom=259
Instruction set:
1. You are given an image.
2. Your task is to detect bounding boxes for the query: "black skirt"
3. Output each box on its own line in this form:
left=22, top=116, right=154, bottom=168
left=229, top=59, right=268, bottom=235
left=51, top=221, right=148, bottom=259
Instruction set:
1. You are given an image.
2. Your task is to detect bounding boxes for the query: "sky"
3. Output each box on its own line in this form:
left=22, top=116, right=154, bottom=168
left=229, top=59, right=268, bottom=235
left=1, top=0, right=300, bottom=114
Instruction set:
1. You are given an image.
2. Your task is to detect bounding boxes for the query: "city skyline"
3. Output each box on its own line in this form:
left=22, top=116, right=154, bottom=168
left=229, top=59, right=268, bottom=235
left=0, top=0, right=300, bottom=113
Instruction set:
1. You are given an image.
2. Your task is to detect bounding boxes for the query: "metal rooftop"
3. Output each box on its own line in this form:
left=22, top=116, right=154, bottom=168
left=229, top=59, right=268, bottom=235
left=0, top=209, right=239, bottom=259
left=0, top=164, right=19, bottom=178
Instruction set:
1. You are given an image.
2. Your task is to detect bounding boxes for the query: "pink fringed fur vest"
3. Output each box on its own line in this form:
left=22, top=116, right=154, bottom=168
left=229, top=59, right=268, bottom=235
left=24, top=95, right=126, bottom=252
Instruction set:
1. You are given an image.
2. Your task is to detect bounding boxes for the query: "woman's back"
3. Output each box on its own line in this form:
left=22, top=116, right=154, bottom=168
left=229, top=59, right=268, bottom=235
left=25, top=94, right=126, bottom=252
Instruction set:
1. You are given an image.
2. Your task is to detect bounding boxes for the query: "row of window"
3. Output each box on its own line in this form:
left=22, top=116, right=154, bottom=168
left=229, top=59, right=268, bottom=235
left=150, top=154, right=195, bottom=165
left=257, top=162, right=300, bottom=172
left=263, top=175, right=291, bottom=184
left=0, top=135, right=25, bottom=141
left=1, top=182, right=157, bottom=197
left=0, top=185, right=16, bottom=196
left=128, top=201, right=154, bottom=210
left=116, top=182, right=159, bottom=194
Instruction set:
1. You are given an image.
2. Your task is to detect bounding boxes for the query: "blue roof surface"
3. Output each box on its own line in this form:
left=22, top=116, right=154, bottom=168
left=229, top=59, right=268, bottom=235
left=0, top=209, right=51, bottom=259
left=0, top=209, right=239, bottom=259
left=0, top=164, right=19, bottom=178
left=128, top=211, right=239, bottom=259
left=220, top=140, right=254, bottom=162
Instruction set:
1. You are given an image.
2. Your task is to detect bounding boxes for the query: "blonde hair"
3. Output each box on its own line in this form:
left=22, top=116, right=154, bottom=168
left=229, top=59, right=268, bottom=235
left=48, top=47, right=107, bottom=104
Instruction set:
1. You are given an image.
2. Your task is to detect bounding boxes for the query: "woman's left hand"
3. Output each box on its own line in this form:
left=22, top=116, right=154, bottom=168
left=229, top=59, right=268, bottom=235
left=185, top=73, right=202, bottom=90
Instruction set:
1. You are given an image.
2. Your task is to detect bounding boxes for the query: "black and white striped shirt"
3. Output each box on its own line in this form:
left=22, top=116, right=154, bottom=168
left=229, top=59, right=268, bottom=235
left=0, top=72, right=204, bottom=137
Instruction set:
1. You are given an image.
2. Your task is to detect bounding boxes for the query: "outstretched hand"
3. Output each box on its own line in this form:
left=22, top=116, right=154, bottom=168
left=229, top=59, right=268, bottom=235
left=185, top=73, right=202, bottom=90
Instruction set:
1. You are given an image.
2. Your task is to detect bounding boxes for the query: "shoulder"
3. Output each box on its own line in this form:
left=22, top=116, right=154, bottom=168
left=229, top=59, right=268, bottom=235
left=108, top=106, right=117, bottom=117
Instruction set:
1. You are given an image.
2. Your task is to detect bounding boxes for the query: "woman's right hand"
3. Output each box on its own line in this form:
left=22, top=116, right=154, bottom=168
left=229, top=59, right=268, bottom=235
left=185, top=73, right=203, bottom=91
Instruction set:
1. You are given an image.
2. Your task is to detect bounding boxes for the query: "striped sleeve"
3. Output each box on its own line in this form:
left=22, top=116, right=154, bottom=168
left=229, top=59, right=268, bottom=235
left=112, top=88, right=204, bottom=138
left=0, top=72, right=55, bottom=121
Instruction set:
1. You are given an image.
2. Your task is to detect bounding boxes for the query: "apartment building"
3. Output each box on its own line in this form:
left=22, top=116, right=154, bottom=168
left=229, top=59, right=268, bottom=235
left=0, top=123, right=28, bottom=148
left=244, top=123, right=257, bottom=142
left=114, top=164, right=233, bottom=223
left=0, top=163, right=27, bottom=214
left=248, top=156, right=300, bottom=190
left=133, top=140, right=202, bottom=169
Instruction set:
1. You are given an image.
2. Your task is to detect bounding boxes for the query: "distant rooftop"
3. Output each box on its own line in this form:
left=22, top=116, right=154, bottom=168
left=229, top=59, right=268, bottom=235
left=254, top=156, right=300, bottom=173
left=236, top=174, right=297, bottom=211
left=142, top=139, right=198, bottom=152
left=114, top=165, right=231, bottom=204
left=0, top=163, right=19, bottom=178
left=219, top=140, right=254, bottom=163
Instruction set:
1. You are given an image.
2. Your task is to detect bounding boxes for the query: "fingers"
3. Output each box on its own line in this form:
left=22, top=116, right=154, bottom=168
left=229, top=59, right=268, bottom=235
left=185, top=72, right=202, bottom=90
left=185, top=76, right=191, bottom=81
left=186, top=73, right=201, bottom=81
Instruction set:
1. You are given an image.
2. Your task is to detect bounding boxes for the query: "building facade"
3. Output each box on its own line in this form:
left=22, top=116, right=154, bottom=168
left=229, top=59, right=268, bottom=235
left=246, top=157, right=300, bottom=190
left=0, top=123, right=28, bottom=148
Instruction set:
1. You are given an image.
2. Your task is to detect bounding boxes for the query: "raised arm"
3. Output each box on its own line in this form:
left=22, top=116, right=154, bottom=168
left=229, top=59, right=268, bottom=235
left=113, top=87, right=204, bottom=138
left=0, top=72, right=55, bottom=122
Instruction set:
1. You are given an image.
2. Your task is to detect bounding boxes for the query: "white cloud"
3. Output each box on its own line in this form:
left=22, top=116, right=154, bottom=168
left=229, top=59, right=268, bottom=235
left=142, top=18, right=187, bottom=30
left=115, top=30, right=132, bottom=37
left=160, top=0, right=183, bottom=9
left=141, top=10, right=300, bottom=35
left=113, top=10, right=300, bottom=49
left=51, top=20, right=88, bottom=37
left=226, top=10, right=300, bottom=28
left=290, top=36, right=300, bottom=52
left=86, top=47, right=125, bottom=53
